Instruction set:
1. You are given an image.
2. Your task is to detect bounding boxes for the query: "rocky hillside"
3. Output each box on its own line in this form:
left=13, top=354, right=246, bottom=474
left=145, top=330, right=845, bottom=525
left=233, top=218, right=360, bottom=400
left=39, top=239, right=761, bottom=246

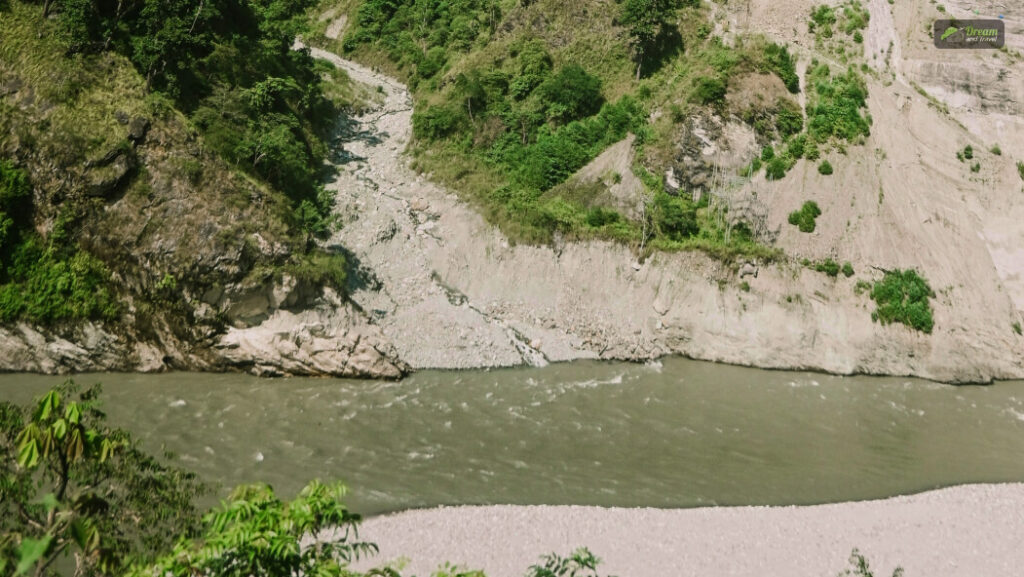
left=2, top=0, right=1022, bottom=383
left=0, top=1, right=405, bottom=378
left=299, top=0, right=1024, bottom=383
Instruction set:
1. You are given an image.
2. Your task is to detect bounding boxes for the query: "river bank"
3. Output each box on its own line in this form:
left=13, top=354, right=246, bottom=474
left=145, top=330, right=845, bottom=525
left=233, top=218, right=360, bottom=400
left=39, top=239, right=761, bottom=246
left=353, top=483, right=1024, bottom=577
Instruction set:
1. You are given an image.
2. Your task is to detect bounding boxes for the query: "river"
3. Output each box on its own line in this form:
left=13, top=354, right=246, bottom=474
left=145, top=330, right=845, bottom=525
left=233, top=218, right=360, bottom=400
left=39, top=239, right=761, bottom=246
left=2, top=358, right=1023, bottom=516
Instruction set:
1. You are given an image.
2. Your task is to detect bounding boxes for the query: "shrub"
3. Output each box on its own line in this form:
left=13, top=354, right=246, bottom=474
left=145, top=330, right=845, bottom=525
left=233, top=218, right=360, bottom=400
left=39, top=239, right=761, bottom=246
left=788, top=200, right=822, bottom=233
left=963, top=144, right=974, bottom=159
left=654, top=192, right=698, bottom=241
left=813, top=258, right=840, bottom=277
left=818, top=160, right=834, bottom=175
left=763, top=43, right=800, bottom=93
left=804, top=138, right=821, bottom=160
left=1013, top=322, right=1022, bottom=336
left=1018, top=161, right=1024, bottom=181
left=809, top=5, right=837, bottom=36
left=806, top=63, right=870, bottom=143
left=775, top=99, right=805, bottom=138
left=0, top=160, right=32, bottom=268
left=990, top=144, right=1002, bottom=156
left=537, top=64, right=604, bottom=123
left=970, top=162, right=980, bottom=173
left=584, top=206, right=622, bottom=228
left=761, top=145, right=775, bottom=161
left=842, top=261, right=855, bottom=277
left=527, top=548, right=608, bottom=577
left=413, top=104, right=466, bottom=140
left=870, top=269, right=936, bottom=333
left=765, top=157, right=789, bottom=180
left=692, top=75, right=727, bottom=105
left=786, top=134, right=807, bottom=159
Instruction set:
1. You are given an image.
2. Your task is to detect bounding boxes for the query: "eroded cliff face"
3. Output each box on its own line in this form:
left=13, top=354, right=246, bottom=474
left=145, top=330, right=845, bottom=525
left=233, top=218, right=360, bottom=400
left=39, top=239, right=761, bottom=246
left=5, top=0, right=1023, bottom=383
left=298, top=0, right=1024, bottom=384
left=0, top=46, right=407, bottom=379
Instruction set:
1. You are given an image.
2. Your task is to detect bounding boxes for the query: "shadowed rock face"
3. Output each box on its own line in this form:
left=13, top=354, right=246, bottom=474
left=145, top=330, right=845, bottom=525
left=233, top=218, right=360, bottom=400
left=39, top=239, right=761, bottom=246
left=0, top=51, right=406, bottom=379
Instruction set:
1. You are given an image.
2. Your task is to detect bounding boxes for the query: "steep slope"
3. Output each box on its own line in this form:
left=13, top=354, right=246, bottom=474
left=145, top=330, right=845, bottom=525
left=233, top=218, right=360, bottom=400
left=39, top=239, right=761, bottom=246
left=305, top=0, right=1024, bottom=382
left=0, top=3, right=405, bottom=378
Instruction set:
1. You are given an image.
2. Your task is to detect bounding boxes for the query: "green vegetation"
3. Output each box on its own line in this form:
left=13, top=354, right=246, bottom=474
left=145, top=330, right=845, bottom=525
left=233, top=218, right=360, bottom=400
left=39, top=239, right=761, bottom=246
left=990, top=144, right=1002, bottom=156
left=805, top=61, right=870, bottom=144
left=788, top=201, right=822, bottom=233
left=811, top=258, right=840, bottom=277
left=809, top=5, right=837, bottom=38
left=870, top=269, right=936, bottom=333
left=0, top=161, right=119, bottom=324
left=970, top=162, right=981, bottom=173
left=1013, top=321, right=1022, bottom=336
left=854, top=279, right=872, bottom=295
left=335, top=0, right=795, bottom=260
left=842, top=262, right=855, bottom=278
left=809, top=2, right=869, bottom=41
left=957, top=145, right=974, bottom=162
left=0, top=381, right=205, bottom=576
left=763, top=42, right=800, bottom=93
left=1018, top=161, right=1024, bottom=181
left=620, top=0, right=690, bottom=80
left=840, top=549, right=904, bottom=577
left=26, top=0, right=339, bottom=243
left=818, top=160, right=834, bottom=175
left=342, top=0, right=502, bottom=87
left=125, top=480, right=377, bottom=577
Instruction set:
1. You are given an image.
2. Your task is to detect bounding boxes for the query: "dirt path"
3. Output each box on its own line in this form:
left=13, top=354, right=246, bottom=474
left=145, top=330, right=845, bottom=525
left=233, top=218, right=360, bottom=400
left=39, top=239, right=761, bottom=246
left=352, top=484, right=1024, bottom=577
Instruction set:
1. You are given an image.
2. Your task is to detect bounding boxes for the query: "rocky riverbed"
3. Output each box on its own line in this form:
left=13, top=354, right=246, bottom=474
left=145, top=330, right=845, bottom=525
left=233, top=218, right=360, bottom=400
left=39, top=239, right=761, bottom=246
left=352, top=484, right=1024, bottom=577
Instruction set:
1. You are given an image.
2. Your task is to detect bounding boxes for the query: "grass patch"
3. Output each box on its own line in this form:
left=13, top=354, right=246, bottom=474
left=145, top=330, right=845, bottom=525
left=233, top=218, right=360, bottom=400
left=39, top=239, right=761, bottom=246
left=870, top=269, right=936, bottom=333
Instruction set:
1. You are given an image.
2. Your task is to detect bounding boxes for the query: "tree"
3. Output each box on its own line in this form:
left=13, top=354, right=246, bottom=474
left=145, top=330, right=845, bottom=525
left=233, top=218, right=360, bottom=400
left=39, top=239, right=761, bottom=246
left=0, top=382, right=204, bottom=577
left=619, top=0, right=679, bottom=80
left=125, top=481, right=395, bottom=577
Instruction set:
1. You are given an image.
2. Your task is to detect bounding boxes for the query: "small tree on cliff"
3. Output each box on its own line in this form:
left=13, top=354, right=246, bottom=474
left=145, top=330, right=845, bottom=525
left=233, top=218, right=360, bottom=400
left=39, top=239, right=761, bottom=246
left=619, top=0, right=681, bottom=80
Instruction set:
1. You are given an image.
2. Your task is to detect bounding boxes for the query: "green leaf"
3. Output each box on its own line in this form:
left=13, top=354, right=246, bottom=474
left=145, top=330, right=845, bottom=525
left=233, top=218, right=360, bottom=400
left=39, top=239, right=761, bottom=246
left=51, top=418, right=67, bottom=440
left=34, top=390, right=60, bottom=421
left=39, top=493, right=59, bottom=513
left=15, top=536, right=52, bottom=576
left=17, top=438, right=39, bottom=469
left=65, top=402, right=81, bottom=425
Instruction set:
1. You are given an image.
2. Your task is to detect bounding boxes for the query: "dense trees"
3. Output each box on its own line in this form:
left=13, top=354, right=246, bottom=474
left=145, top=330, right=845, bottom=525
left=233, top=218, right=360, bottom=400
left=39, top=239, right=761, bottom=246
left=30, top=0, right=337, bottom=241
left=345, top=0, right=501, bottom=86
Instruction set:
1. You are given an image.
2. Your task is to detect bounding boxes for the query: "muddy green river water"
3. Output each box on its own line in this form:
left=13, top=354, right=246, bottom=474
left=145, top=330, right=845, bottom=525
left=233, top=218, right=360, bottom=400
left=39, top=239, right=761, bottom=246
left=2, top=359, right=1023, bottom=516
